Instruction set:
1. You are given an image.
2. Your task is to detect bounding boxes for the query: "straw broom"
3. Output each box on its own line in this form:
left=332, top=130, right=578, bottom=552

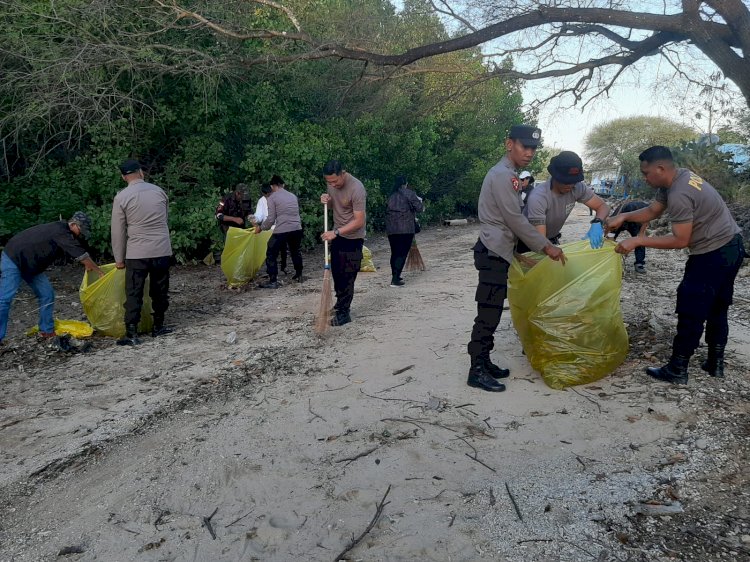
left=405, top=238, right=426, bottom=272
left=314, top=202, right=333, bottom=334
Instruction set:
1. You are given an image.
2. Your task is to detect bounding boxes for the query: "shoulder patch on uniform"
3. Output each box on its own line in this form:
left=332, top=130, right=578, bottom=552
left=512, top=178, right=520, bottom=191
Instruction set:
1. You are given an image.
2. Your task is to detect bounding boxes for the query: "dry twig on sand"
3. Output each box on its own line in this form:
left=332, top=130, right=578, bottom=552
left=333, top=485, right=392, bottom=561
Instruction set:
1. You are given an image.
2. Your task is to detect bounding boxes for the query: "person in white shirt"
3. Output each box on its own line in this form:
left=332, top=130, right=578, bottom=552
left=251, top=184, right=272, bottom=225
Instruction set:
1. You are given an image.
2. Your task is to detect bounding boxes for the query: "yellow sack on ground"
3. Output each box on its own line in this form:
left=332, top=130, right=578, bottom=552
left=221, top=227, right=272, bottom=287
left=360, top=245, right=376, bottom=272
left=80, top=264, right=153, bottom=337
left=508, top=239, right=628, bottom=389
left=26, top=319, right=93, bottom=338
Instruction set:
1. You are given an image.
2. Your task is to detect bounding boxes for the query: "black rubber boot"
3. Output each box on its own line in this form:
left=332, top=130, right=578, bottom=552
left=330, top=310, right=352, bottom=327
left=481, top=354, right=510, bottom=379
left=646, top=354, right=690, bottom=384
left=467, top=359, right=506, bottom=392
left=117, top=324, right=141, bottom=346
left=701, top=345, right=725, bottom=378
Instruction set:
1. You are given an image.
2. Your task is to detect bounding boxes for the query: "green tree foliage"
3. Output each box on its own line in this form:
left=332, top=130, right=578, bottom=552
left=672, top=142, right=743, bottom=202
left=584, top=116, right=697, bottom=188
left=0, top=0, right=526, bottom=260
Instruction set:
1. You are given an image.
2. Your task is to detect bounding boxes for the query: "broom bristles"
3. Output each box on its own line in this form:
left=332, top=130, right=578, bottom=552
left=314, top=269, right=333, bottom=334
left=405, top=242, right=426, bottom=272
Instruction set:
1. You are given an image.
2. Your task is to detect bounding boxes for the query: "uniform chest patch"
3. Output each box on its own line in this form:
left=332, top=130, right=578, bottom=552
left=512, top=178, right=520, bottom=191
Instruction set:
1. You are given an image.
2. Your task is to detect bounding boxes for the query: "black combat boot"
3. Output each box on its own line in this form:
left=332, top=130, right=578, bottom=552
left=467, top=358, right=506, bottom=392
left=480, top=354, right=510, bottom=379
left=330, top=310, right=352, bottom=326
left=701, top=345, right=725, bottom=378
left=117, top=324, right=141, bottom=346
left=152, top=321, right=173, bottom=337
left=646, top=354, right=690, bottom=384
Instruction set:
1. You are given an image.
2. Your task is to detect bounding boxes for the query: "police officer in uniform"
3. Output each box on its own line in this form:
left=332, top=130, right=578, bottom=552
left=605, top=146, right=745, bottom=384
left=518, top=150, right=609, bottom=252
left=468, top=125, right=567, bottom=392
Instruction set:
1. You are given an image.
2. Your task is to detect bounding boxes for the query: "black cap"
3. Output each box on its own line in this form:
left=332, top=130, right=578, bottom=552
left=547, top=151, right=585, bottom=184
left=119, top=159, right=142, bottom=175
left=69, top=211, right=92, bottom=240
left=508, top=125, right=542, bottom=147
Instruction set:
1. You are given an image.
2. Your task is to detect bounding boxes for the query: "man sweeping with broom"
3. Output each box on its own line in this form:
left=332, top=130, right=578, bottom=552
left=319, top=160, right=367, bottom=328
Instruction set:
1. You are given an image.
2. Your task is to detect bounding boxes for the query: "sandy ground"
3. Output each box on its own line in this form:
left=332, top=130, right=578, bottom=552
left=1, top=205, right=749, bottom=562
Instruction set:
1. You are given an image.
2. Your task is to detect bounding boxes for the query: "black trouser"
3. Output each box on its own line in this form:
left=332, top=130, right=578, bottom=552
left=614, top=223, right=645, bottom=265
left=388, top=233, right=414, bottom=280
left=266, top=229, right=303, bottom=281
left=125, top=256, right=170, bottom=327
left=467, top=239, right=508, bottom=360
left=330, top=237, right=363, bottom=313
left=516, top=233, right=560, bottom=254
left=673, top=234, right=745, bottom=357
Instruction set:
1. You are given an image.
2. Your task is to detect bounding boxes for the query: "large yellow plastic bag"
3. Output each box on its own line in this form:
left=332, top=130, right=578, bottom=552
left=508, top=239, right=628, bottom=389
left=360, top=245, right=376, bottom=272
left=26, top=319, right=93, bottom=338
left=221, top=227, right=272, bottom=287
left=80, top=264, right=153, bottom=337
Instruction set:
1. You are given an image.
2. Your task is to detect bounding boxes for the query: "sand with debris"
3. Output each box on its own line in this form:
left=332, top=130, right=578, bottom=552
left=1, top=204, right=748, bottom=561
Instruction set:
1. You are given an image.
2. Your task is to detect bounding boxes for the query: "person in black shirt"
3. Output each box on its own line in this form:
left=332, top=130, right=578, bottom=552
left=610, top=200, right=649, bottom=273
left=0, top=212, right=103, bottom=343
left=215, top=184, right=251, bottom=235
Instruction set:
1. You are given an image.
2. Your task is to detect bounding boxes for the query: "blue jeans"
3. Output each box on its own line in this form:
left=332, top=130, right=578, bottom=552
left=0, top=252, right=55, bottom=341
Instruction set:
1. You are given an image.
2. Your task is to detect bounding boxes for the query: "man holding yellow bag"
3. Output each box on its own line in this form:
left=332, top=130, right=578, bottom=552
left=0, top=212, right=103, bottom=345
left=112, top=159, right=173, bottom=346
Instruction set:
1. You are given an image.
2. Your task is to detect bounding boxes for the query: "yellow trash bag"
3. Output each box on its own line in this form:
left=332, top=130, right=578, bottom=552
left=360, top=245, right=376, bottom=272
left=80, top=264, right=153, bottom=337
left=26, top=319, right=93, bottom=338
left=221, top=227, right=272, bottom=287
left=508, top=239, right=629, bottom=389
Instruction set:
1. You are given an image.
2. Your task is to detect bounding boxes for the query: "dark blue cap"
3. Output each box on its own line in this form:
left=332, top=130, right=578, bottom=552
left=508, top=125, right=542, bottom=147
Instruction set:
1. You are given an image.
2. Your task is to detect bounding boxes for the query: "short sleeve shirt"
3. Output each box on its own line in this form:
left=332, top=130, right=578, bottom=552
left=655, top=168, right=740, bottom=254
left=328, top=174, right=367, bottom=239
left=523, top=180, right=594, bottom=239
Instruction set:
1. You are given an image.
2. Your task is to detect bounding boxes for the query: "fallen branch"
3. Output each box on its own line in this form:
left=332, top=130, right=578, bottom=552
left=459, top=436, right=497, bottom=473
left=381, top=416, right=457, bottom=433
left=359, top=389, right=425, bottom=405
left=202, top=507, right=219, bottom=540
left=308, top=398, right=327, bottom=423
left=225, top=509, right=254, bottom=528
left=376, top=377, right=413, bottom=394
left=570, top=387, right=602, bottom=414
left=333, top=485, right=392, bottom=561
left=334, top=446, right=379, bottom=466
left=505, top=483, right=523, bottom=521
left=392, top=364, right=415, bottom=376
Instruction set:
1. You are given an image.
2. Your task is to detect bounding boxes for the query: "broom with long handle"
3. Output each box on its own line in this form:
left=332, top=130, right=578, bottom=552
left=314, top=202, right=333, bottom=334
left=405, top=237, right=426, bottom=272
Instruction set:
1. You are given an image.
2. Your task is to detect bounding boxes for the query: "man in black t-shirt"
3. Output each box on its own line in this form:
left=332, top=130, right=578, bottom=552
left=610, top=200, right=649, bottom=273
left=0, top=212, right=103, bottom=344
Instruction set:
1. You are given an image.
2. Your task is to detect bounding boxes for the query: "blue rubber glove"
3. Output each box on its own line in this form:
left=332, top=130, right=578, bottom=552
left=586, top=221, right=604, bottom=249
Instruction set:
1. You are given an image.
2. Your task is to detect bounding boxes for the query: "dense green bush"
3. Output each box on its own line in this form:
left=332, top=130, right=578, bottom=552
left=1, top=0, right=526, bottom=261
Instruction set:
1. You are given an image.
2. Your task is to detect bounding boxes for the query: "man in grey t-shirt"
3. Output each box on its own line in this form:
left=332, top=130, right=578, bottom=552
left=605, top=146, right=745, bottom=385
left=518, top=151, right=610, bottom=252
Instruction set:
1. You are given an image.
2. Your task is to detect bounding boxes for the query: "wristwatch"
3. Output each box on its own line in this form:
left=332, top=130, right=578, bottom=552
left=334, top=228, right=340, bottom=237
left=590, top=218, right=602, bottom=224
